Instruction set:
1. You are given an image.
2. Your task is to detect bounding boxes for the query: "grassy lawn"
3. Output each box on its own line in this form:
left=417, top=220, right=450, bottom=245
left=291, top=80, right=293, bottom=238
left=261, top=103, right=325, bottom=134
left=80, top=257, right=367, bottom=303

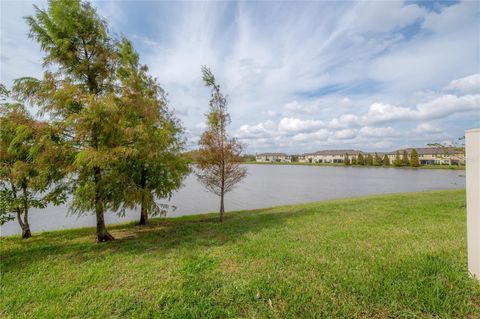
left=244, top=161, right=465, bottom=170
left=1, top=190, right=478, bottom=318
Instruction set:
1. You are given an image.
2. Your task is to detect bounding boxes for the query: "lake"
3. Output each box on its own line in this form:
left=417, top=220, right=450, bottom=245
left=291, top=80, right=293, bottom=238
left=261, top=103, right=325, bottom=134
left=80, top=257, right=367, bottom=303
left=1, top=165, right=465, bottom=236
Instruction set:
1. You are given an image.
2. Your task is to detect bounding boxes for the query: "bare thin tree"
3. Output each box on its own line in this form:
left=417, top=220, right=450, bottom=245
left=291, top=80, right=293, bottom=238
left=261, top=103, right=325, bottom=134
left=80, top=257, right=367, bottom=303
left=196, top=66, right=247, bottom=222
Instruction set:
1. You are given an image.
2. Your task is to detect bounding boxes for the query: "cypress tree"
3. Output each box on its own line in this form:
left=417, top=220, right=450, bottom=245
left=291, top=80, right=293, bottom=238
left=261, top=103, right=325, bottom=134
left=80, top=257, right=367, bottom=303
left=383, top=154, right=390, bottom=166
left=115, top=38, right=189, bottom=225
left=410, top=149, right=420, bottom=167
left=0, top=88, right=69, bottom=238
left=393, top=151, right=402, bottom=166
left=344, top=153, right=351, bottom=166
left=366, top=154, right=374, bottom=166
left=373, top=153, right=382, bottom=166
left=196, top=66, right=247, bottom=222
left=25, top=0, right=123, bottom=241
left=402, top=150, right=410, bottom=166
left=351, top=155, right=357, bottom=165
left=357, top=153, right=365, bottom=165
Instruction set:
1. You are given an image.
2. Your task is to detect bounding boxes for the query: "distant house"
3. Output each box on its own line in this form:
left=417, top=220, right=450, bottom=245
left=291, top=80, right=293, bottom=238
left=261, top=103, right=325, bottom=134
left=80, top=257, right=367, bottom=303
left=255, top=153, right=292, bottom=163
left=387, top=147, right=465, bottom=165
left=299, top=150, right=363, bottom=163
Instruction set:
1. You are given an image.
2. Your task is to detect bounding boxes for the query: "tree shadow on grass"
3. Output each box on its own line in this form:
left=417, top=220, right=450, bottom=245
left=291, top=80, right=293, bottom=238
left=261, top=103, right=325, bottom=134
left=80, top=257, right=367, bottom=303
left=1, top=206, right=306, bottom=274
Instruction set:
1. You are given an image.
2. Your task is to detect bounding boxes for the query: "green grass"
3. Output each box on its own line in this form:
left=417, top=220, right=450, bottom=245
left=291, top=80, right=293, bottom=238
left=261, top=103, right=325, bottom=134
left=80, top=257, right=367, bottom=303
left=244, top=161, right=465, bottom=170
left=1, top=190, right=478, bottom=318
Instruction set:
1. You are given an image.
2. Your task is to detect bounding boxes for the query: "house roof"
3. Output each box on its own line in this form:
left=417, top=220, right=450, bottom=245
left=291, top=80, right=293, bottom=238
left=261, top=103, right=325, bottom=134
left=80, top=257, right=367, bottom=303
left=313, top=149, right=363, bottom=156
left=256, top=152, right=290, bottom=157
left=388, top=147, right=464, bottom=155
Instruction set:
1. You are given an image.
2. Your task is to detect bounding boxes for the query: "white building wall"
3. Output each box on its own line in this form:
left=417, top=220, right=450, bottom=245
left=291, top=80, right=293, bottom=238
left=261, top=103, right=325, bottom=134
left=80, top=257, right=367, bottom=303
left=466, top=128, right=480, bottom=279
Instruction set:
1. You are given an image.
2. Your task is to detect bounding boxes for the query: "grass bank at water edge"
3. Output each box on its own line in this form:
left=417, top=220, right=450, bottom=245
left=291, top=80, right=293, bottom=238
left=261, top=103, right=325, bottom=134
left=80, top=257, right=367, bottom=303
left=1, top=190, right=478, bottom=318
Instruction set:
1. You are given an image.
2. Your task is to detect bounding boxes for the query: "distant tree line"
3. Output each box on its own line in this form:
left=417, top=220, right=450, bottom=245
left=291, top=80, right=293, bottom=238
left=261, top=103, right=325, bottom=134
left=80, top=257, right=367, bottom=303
left=344, top=149, right=420, bottom=167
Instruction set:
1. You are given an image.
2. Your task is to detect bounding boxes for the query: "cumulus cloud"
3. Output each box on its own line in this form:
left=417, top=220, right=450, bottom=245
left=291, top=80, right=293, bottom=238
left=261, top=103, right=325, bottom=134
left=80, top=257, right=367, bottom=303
left=2, top=1, right=477, bottom=153
left=446, top=74, right=480, bottom=94
left=278, top=118, right=324, bottom=133
left=283, top=101, right=318, bottom=115
left=334, top=129, right=357, bottom=140
left=362, top=93, right=480, bottom=125
left=415, top=123, right=443, bottom=134
left=358, top=126, right=399, bottom=138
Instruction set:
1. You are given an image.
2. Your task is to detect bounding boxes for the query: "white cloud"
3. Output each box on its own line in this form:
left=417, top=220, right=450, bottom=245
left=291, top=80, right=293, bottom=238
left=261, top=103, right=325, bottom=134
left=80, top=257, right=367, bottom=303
left=334, top=129, right=357, bottom=140
left=446, top=74, right=480, bottom=94
left=362, top=93, right=480, bottom=125
left=292, top=129, right=329, bottom=142
left=416, top=94, right=480, bottom=120
left=237, top=120, right=276, bottom=139
left=346, top=1, right=426, bottom=33
left=278, top=117, right=324, bottom=133
left=423, top=0, right=479, bottom=33
left=415, top=123, right=443, bottom=134
left=359, top=126, right=399, bottom=138
left=283, top=100, right=318, bottom=115
left=2, top=1, right=477, bottom=153
left=328, top=114, right=360, bottom=129
left=364, top=103, right=414, bottom=124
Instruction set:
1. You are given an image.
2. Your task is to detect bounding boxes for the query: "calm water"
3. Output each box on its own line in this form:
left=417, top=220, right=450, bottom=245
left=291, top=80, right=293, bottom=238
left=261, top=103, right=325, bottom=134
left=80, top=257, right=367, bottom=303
left=1, top=165, right=465, bottom=236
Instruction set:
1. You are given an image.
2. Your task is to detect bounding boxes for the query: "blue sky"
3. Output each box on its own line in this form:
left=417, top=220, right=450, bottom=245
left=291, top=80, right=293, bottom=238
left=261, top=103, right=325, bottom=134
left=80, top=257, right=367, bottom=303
left=1, top=0, right=479, bottom=153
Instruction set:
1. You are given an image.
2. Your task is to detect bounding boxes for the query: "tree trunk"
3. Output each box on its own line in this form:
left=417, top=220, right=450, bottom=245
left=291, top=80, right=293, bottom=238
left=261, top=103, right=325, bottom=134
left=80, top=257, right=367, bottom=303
left=21, top=185, right=32, bottom=239
left=219, top=190, right=225, bottom=222
left=138, top=167, right=148, bottom=225
left=94, top=166, right=114, bottom=242
left=16, top=210, right=31, bottom=239
left=21, top=223, right=31, bottom=239
left=139, top=204, right=148, bottom=225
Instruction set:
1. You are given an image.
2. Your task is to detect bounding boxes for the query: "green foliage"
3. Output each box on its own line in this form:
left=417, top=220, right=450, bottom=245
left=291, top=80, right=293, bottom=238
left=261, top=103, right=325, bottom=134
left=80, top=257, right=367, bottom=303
left=373, top=153, right=382, bottom=166
left=24, top=0, right=120, bottom=241
left=393, top=151, right=402, bottom=167
left=402, top=150, right=410, bottom=166
left=25, top=0, right=114, bottom=90
left=410, top=149, right=420, bottom=167
left=21, top=0, right=189, bottom=239
left=351, top=155, right=357, bottom=165
left=366, top=154, right=374, bottom=166
left=383, top=154, right=390, bottom=166
left=197, top=66, right=246, bottom=221
left=344, top=153, right=351, bottom=166
left=0, top=94, right=68, bottom=237
left=357, top=153, right=365, bottom=165
left=114, top=37, right=189, bottom=224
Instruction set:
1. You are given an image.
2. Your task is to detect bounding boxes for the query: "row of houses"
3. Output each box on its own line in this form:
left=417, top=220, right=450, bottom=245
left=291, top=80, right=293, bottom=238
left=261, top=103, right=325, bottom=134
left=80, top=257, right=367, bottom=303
left=255, top=147, right=465, bottom=165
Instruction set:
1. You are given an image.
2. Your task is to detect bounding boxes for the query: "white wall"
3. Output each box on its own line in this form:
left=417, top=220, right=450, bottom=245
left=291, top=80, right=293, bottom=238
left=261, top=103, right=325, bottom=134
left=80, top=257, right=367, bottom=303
left=466, top=128, right=480, bottom=278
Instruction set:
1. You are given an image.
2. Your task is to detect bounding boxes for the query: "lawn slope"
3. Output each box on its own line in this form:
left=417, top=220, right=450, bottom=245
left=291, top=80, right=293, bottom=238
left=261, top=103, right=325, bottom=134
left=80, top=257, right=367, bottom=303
left=1, top=190, right=479, bottom=318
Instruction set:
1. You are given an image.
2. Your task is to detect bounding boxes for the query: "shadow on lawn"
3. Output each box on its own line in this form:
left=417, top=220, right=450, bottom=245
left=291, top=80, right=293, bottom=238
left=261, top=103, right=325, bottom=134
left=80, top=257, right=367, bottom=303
left=1, top=207, right=303, bottom=273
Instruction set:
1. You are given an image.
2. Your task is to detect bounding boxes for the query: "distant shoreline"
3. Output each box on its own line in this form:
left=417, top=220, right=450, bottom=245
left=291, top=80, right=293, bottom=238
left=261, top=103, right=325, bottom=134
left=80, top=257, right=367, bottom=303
left=243, top=161, right=465, bottom=170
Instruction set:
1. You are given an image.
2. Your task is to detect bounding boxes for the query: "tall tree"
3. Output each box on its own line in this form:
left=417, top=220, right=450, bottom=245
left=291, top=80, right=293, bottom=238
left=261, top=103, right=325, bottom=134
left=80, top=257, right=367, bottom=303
left=0, top=87, right=68, bottom=238
left=25, top=0, right=121, bottom=242
left=401, top=150, right=410, bottom=166
left=115, top=38, right=189, bottom=225
left=351, top=155, right=357, bottom=165
left=373, top=153, right=382, bottom=166
left=357, top=153, right=365, bottom=165
left=344, top=153, right=350, bottom=166
left=196, top=66, right=246, bottom=222
left=383, top=154, right=390, bottom=166
left=366, top=154, right=374, bottom=166
left=410, top=149, right=420, bottom=167
left=393, top=151, right=402, bottom=166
